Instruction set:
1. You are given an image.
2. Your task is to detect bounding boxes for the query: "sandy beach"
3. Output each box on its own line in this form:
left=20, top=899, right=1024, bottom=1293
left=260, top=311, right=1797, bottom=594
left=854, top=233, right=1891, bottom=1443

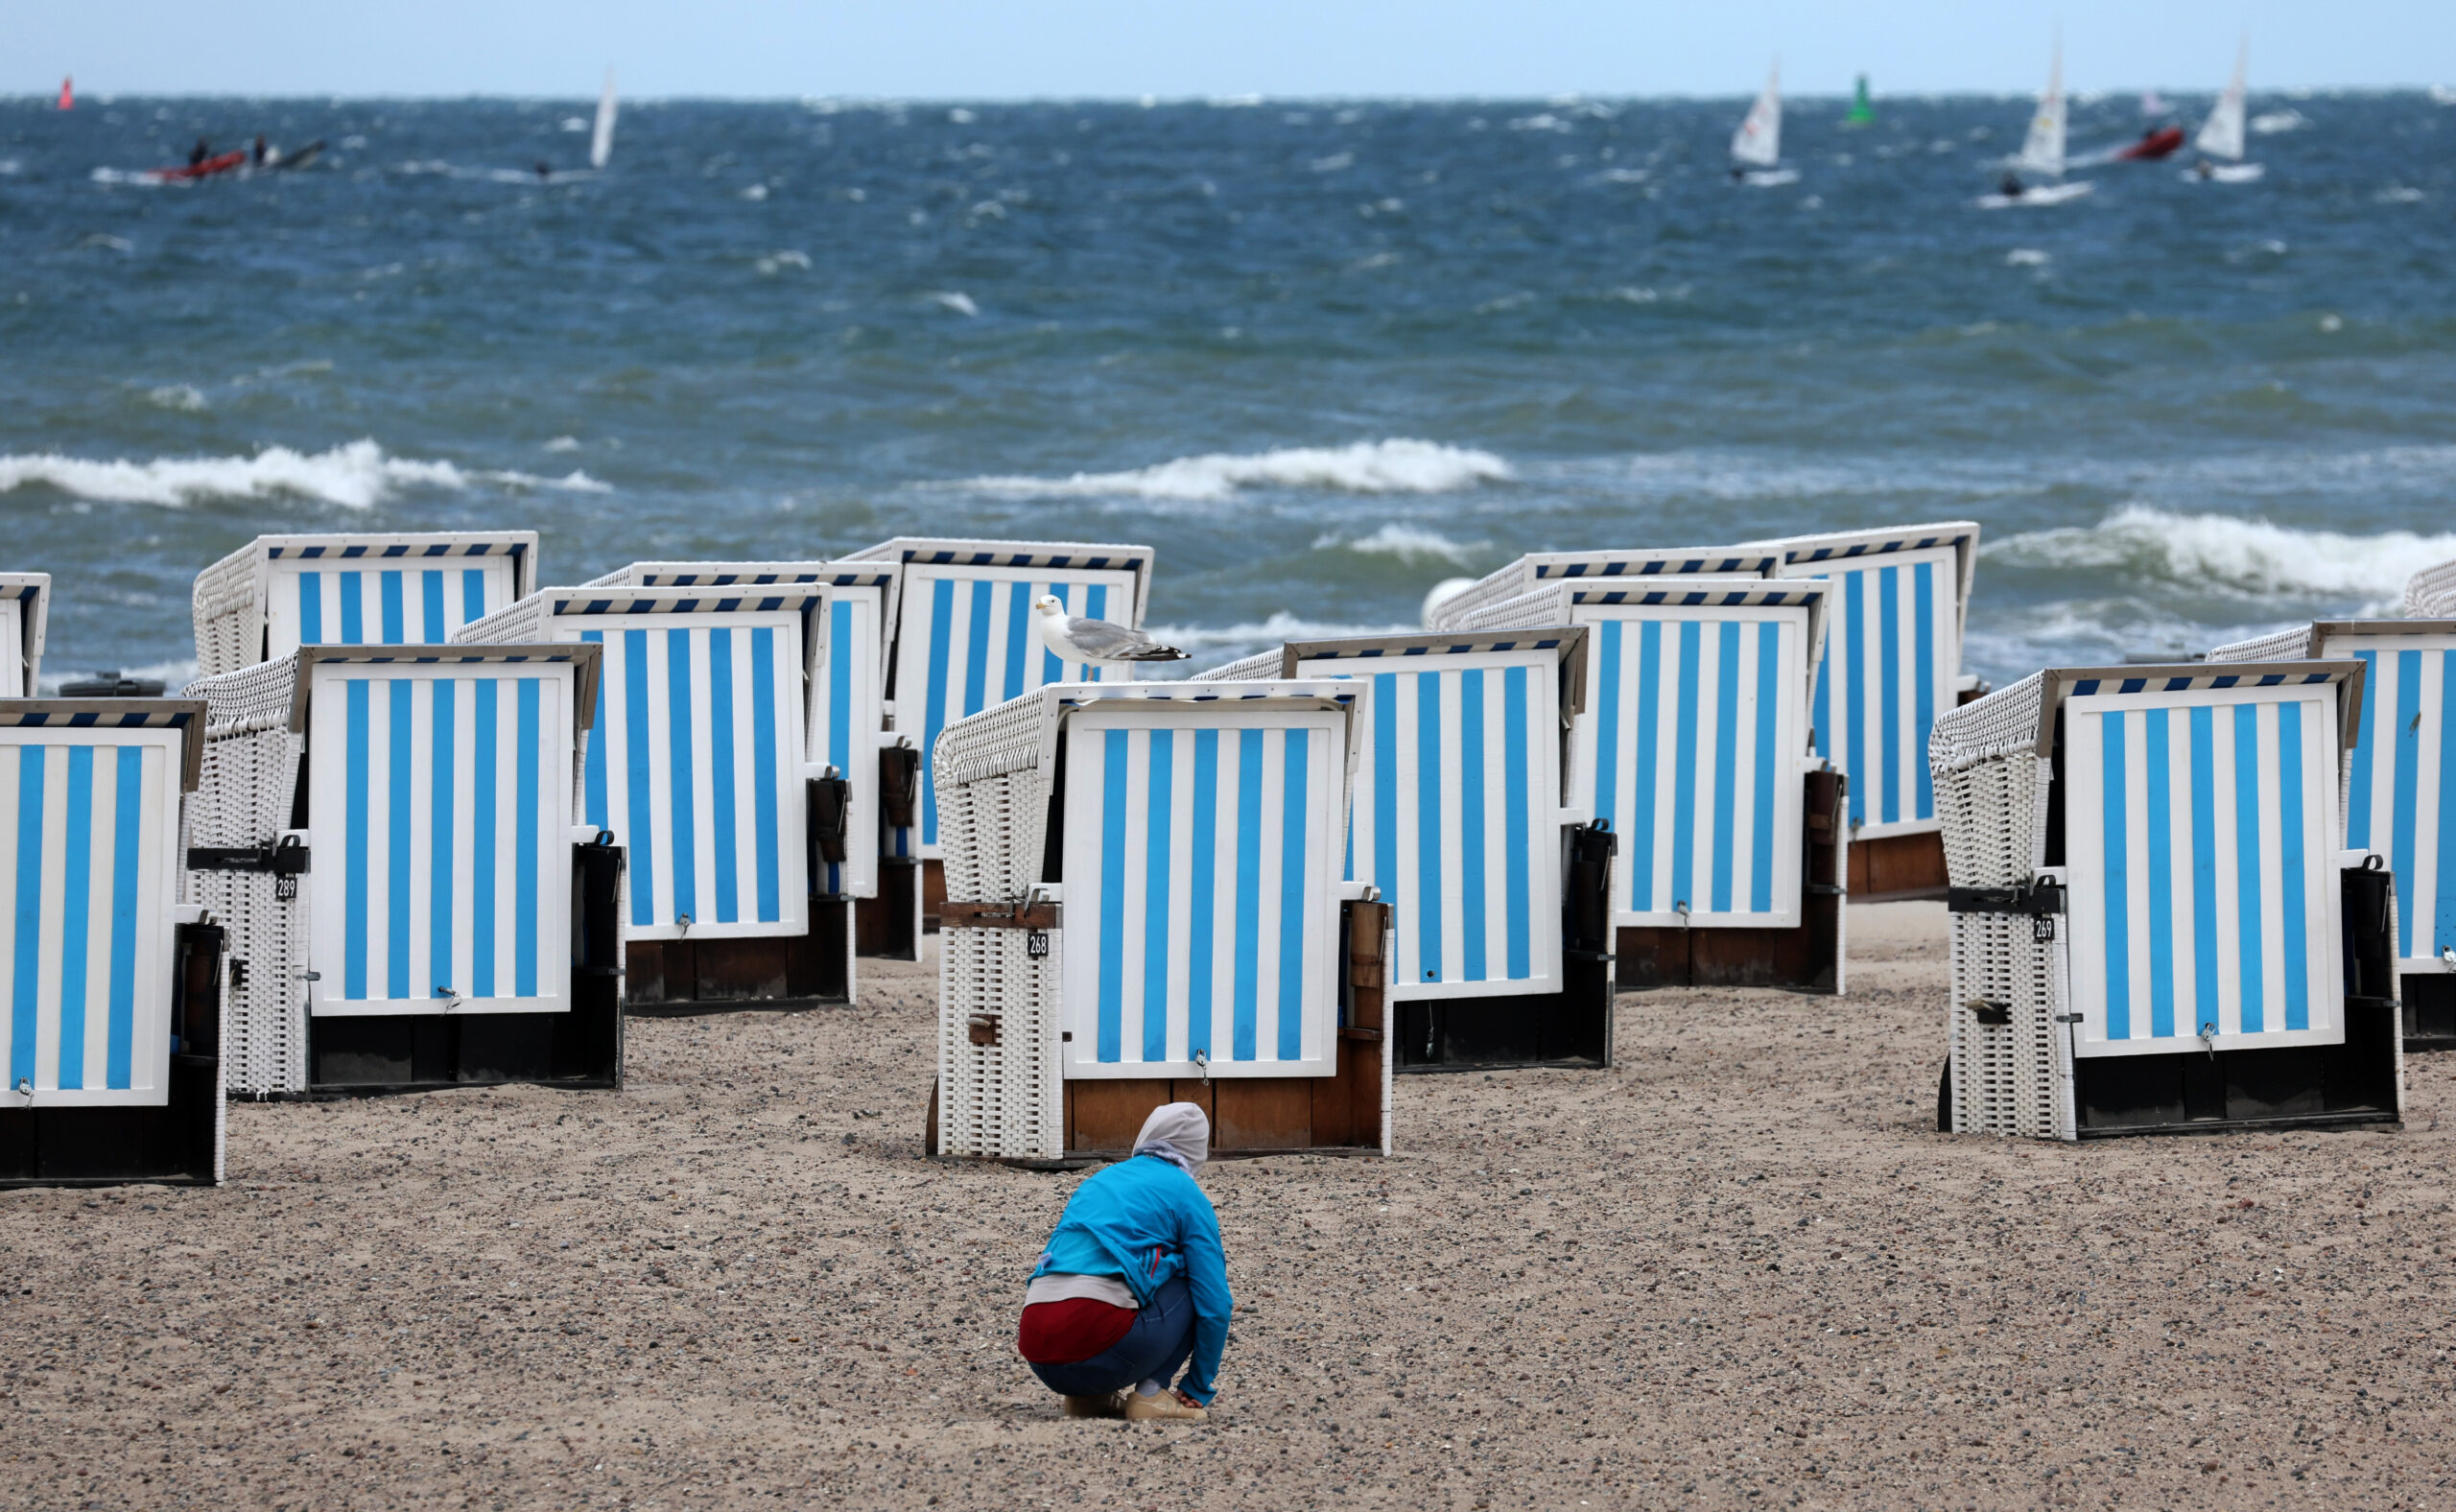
left=5, top=900, right=2451, bottom=1509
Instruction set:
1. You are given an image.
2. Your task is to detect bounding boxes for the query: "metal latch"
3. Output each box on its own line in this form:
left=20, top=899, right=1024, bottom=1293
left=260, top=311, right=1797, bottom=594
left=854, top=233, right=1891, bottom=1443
left=188, top=838, right=311, bottom=901
left=1965, top=999, right=2013, bottom=1027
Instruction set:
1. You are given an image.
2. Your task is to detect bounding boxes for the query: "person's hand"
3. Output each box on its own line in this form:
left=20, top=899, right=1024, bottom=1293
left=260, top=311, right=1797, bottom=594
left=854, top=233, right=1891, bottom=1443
left=1173, top=1388, right=1207, bottom=1410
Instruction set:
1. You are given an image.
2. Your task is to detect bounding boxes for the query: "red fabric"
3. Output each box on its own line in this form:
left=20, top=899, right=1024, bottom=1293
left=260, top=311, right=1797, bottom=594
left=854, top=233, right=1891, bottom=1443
left=1016, top=1298, right=1137, bottom=1364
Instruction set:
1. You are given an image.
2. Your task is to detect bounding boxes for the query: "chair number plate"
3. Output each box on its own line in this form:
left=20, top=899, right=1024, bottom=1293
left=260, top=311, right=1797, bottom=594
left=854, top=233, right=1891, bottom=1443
left=1027, top=931, right=1050, bottom=959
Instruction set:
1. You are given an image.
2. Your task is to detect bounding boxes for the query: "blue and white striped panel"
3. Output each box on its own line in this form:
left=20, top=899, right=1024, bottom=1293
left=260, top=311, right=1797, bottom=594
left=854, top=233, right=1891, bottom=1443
left=906, top=568, right=1136, bottom=855
left=1334, top=653, right=1561, bottom=998
left=1790, top=546, right=1957, bottom=838
left=1061, top=709, right=1344, bottom=1079
left=1578, top=604, right=1809, bottom=927
left=807, top=588, right=886, bottom=900
left=2340, top=637, right=2456, bottom=968
left=270, top=560, right=521, bottom=659
left=578, top=618, right=807, bottom=939
left=2063, top=688, right=2345, bottom=1057
left=306, top=667, right=574, bottom=1015
left=0, top=733, right=178, bottom=1107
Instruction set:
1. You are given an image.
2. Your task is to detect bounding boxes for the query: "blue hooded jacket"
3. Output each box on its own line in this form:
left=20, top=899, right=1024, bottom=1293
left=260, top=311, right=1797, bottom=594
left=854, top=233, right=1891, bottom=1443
left=1028, top=1152, right=1234, bottom=1402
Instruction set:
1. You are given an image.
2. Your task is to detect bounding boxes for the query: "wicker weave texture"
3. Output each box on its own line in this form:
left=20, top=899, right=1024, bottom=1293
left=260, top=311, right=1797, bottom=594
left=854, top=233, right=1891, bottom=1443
left=937, top=926, right=1064, bottom=1160
left=1195, top=650, right=1282, bottom=681
left=2207, top=626, right=2313, bottom=664
left=1457, top=588, right=1564, bottom=633
left=185, top=655, right=311, bottom=1096
left=2408, top=558, right=2456, bottom=616
left=452, top=596, right=552, bottom=647
left=1948, top=912, right=2074, bottom=1140
left=1425, top=562, right=1542, bottom=631
left=1928, top=672, right=2047, bottom=775
left=191, top=544, right=264, bottom=682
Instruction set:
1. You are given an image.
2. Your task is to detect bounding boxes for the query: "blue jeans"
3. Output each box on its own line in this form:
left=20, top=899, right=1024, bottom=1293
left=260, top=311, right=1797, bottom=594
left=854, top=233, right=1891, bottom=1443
left=1027, top=1276, right=1198, bottom=1399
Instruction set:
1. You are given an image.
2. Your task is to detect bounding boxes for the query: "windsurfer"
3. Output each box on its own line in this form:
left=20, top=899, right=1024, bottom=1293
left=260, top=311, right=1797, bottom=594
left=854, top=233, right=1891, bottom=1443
left=188, top=139, right=212, bottom=168
left=252, top=135, right=270, bottom=167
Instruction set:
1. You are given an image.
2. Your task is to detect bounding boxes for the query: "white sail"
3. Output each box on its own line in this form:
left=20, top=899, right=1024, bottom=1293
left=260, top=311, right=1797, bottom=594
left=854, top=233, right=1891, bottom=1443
left=590, top=68, right=619, bottom=171
left=2196, top=37, right=2248, bottom=162
left=2019, top=39, right=2067, bottom=175
left=1731, top=61, right=1782, bottom=168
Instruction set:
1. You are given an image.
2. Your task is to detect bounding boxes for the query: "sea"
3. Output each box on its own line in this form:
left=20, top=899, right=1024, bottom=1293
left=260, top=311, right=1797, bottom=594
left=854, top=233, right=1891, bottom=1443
left=2, top=91, right=2452, bottom=690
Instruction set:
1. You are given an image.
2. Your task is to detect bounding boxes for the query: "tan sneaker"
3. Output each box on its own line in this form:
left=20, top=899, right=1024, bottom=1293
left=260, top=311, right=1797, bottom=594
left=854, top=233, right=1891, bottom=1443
left=1061, top=1390, right=1126, bottom=1419
left=1123, top=1389, right=1208, bottom=1424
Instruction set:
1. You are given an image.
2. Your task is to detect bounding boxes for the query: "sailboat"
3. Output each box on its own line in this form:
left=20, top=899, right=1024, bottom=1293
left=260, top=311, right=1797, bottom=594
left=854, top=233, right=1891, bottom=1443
left=1980, top=37, right=2093, bottom=206
left=2186, top=37, right=2263, bottom=183
left=1842, top=74, right=1875, bottom=128
left=590, top=68, right=619, bottom=172
left=1729, top=60, right=1797, bottom=185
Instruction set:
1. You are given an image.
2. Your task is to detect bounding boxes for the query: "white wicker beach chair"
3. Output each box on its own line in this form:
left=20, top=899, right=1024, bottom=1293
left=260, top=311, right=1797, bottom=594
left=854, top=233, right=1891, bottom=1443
left=2210, top=611, right=2456, bottom=1047
left=1463, top=576, right=1845, bottom=993
left=1197, top=629, right=1613, bottom=1069
left=2405, top=556, right=2456, bottom=618
left=185, top=645, right=619, bottom=1096
left=0, top=699, right=225, bottom=1186
left=1931, top=660, right=2401, bottom=1140
left=932, top=680, right=1386, bottom=1162
left=1747, top=522, right=1982, bottom=898
left=190, top=532, right=539, bottom=680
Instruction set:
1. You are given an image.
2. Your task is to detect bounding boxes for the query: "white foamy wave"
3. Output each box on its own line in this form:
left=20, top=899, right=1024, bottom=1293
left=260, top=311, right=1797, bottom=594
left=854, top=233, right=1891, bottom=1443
left=2250, top=109, right=2309, bottom=134
left=929, top=290, right=980, bottom=316
left=1986, top=507, right=2456, bottom=608
left=2005, top=248, right=2050, bottom=267
left=1148, top=612, right=1417, bottom=670
left=0, top=439, right=609, bottom=509
left=146, top=384, right=207, bottom=412
left=1313, top=523, right=1486, bottom=565
left=953, top=439, right=1513, bottom=503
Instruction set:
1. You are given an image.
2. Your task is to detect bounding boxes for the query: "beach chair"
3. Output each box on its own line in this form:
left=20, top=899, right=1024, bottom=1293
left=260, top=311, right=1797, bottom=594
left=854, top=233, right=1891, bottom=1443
left=186, top=646, right=622, bottom=1096
left=457, top=575, right=891, bottom=1009
left=191, top=532, right=539, bottom=680
left=1423, top=543, right=1781, bottom=631
left=1753, top=522, right=1982, bottom=900
left=0, top=574, right=51, bottom=696
left=1931, top=661, right=2400, bottom=1139
left=930, top=680, right=1386, bottom=1161
left=1198, top=629, right=1615, bottom=1068
left=0, top=699, right=226, bottom=1186
left=2406, top=556, right=2456, bottom=617
left=2209, top=602, right=2456, bottom=1050
left=842, top=537, right=1158, bottom=937
left=1461, top=577, right=1842, bottom=992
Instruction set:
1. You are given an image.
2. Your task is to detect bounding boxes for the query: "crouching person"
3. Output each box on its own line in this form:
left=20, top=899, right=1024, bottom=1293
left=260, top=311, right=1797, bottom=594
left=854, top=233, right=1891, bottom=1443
left=1017, top=1103, right=1230, bottom=1423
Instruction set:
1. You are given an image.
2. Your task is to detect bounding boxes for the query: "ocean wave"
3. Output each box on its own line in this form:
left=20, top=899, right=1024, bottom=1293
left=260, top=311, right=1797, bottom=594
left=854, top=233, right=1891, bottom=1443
left=0, top=439, right=609, bottom=509
left=951, top=439, right=1513, bottom=503
left=1312, top=523, right=1487, bottom=566
left=1984, top=506, right=2456, bottom=606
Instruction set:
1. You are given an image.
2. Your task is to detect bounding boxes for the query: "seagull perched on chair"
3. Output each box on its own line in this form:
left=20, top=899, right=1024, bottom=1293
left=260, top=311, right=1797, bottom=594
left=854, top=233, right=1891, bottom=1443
left=1030, top=593, right=1190, bottom=670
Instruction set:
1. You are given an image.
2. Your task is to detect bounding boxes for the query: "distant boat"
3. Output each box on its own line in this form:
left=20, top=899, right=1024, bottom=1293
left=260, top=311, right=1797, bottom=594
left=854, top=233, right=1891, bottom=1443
left=1842, top=74, right=1875, bottom=128
left=1729, top=59, right=1798, bottom=185
left=2186, top=37, right=2264, bottom=183
left=2139, top=89, right=2167, bottom=117
left=2116, top=125, right=2185, bottom=160
left=1981, top=37, right=2093, bottom=206
left=58, top=77, right=72, bottom=111
left=590, top=68, right=618, bottom=171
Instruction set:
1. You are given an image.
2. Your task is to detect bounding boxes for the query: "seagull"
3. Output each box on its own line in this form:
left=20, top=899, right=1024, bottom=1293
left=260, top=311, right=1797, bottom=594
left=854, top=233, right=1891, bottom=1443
left=1030, top=594, right=1189, bottom=670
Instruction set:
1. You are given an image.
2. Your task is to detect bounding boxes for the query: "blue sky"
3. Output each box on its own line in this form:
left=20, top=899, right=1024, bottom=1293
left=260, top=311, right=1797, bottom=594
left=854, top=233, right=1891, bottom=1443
left=7, top=1, right=2448, bottom=98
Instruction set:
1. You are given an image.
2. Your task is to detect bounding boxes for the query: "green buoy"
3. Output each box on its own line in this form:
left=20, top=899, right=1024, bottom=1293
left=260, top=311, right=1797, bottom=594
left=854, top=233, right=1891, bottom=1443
left=1843, top=74, right=1875, bottom=127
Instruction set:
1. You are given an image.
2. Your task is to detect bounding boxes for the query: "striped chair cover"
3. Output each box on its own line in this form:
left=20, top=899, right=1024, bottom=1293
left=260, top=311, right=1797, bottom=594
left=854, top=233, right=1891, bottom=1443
left=1759, top=523, right=1979, bottom=839
left=847, top=538, right=1156, bottom=859
left=2212, top=619, right=2456, bottom=975
left=1057, top=690, right=1355, bottom=1079
left=0, top=705, right=198, bottom=1106
left=1272, top=632, right=1581, bottom=1001
left=2058, top=668, right=2360, bottom=1056
left=574, top=565, right=898, bottom=901
left=304, top=654, right=584, bottom=1016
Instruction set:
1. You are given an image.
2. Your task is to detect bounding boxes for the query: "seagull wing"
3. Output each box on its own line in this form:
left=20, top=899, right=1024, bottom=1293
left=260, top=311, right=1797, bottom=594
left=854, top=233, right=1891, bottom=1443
left=1063, top=615, right=1190, bottom=662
